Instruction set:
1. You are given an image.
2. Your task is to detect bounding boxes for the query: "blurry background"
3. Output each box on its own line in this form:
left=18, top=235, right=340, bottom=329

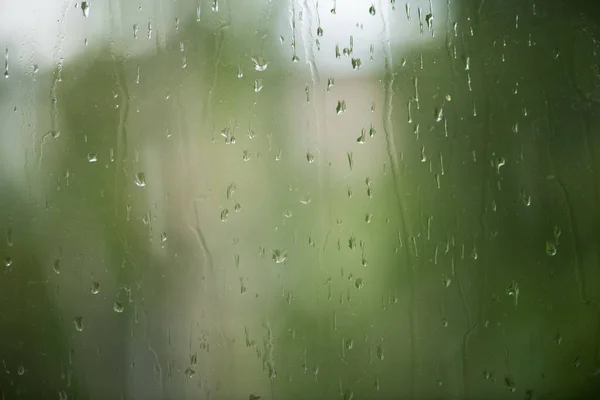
left=1, top=0, right=600, bottom=399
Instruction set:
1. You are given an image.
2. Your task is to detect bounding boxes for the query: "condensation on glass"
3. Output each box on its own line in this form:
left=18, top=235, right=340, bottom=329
left=1, top=0, right=600, bottom=399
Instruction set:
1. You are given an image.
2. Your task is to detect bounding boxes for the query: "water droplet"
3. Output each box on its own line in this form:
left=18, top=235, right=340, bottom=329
left=134, top=173, right=146, bottom=187
left=251, top=56, right=268, bottom=72
left=160, top=232, right=168, bottom=243
left=53, top=259, right=61, bottom=274
left=3, top=47, right=8, bottom=79
left=545, top=241, right=557, bottom=256
left=505, top=376, right=516, bottom=392
left=357, top=129, right=366, bottom=144
left=91, top=281, right=100, bottom=294
left=272, top=249, right=287, bottom=264
left=317, top=26, right=324, bottom=36
left=348, top=236, right=356, bottom=249
left=220, top=209, right=229, bottom=222
left=506, top=281, right=520, bottom=305
left=113, top=301, right=124, bottom=313
left=426, top=13, right=434, bottom=31
left=81, top=1, right=90, bottom=18
left=495, top=157, right=506, bottom=174
left=554, top=332, right=562, bottom=344
left=521, top=189, right=531, bottom=206
left=87, top=153, right=98, bottom=163
left=369, top=5, right=376, bottom=15
left=4, top=257, right=12, bottom=268
left=17, top=364, right=25, bottom=376
left=184, top=367, right=195, bottom=378
left=351, top=58, right=362, bottom=70
left=58, top=389, right=68, bottom=400
left=299, top=195, right=312, bottom=205
left=327, top=77, right=334, bottom=91
left=306, top=152, right=315, bottom=163
left=369, top=124, right=376, bottom=137
left=376, top=344, right=384, bottom=359
left=355, top=278, right=364, bottom=289
left=365, top=214, right=373, bottom=223
left=226, top=184, right=236, bottom=199
left=435, top=106, right=444, bottom=122
left=336, top=100, right=346, bottom=114
left=345, top=338, right=354, bottom=349
left=73, top=316, right=84, bottom=332
left=234, top=202, right=242, bottom=212
left=442, top=276, right=451, bottom=287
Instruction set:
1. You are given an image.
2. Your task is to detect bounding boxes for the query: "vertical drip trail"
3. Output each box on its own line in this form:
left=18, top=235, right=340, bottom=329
left=37, top=1, right=69, bottom=195
left=379, top=1, right=416, bottom=398
left=297, top=1, right=330, bottom=397
left=109, top=0, right=130, bottom=220
left=299, top=0, right=330, bottom=259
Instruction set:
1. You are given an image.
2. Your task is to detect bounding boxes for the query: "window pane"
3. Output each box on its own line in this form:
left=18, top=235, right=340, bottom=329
left=1, top=0, right=599, bottom=398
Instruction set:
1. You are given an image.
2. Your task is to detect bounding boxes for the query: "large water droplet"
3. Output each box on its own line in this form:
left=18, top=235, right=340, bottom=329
left=134, top=173, right=146, bottom=187
left=220, top=209, right=229, bottom=222
left=53, top=259, right=61, bottom=274
left=113, top=301, right=124, bottom=313
left=251, top=56, right=269, bottom=72
left=81, top=1, right=90, bottom=17
left=355, top=278, right=364, bottom=289
left=377, top=344, right=384, bottom=360
left=545, top=241, right=557, bottom=256
left=272, top=249, right=287, bottom=264
left=73, top=316, right=84, bottom=332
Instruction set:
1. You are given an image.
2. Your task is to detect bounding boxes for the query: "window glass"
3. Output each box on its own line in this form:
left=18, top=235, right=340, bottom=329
left=1, top=0, right=599, bottom=398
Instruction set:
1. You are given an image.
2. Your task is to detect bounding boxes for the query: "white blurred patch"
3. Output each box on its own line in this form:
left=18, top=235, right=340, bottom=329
left=0, top=0, right=176, bottom=72
left=275, top=0, right=455, bottom=79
